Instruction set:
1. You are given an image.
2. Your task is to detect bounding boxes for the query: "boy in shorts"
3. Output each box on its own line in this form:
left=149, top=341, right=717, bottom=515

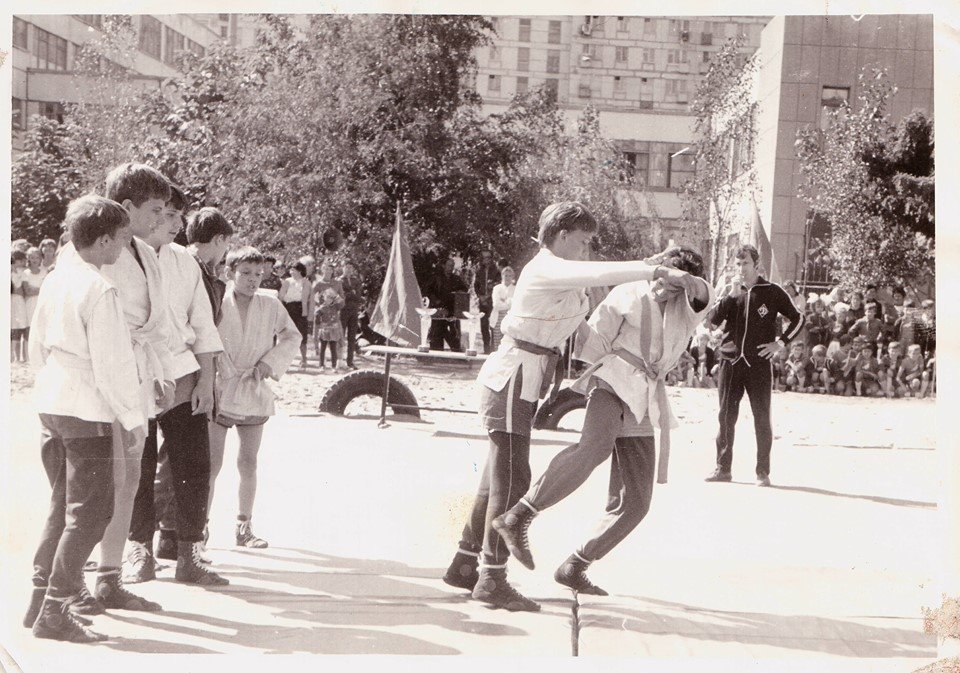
left=880, top=341, right=903, bottom=398
left=897, top=344, right=926, bottom=398
left=25, top=195, right=145, bottom=642
left=853, top=342, right=882, bottom=397
left=207, top=247, right=301, bottom=549
left=443, top=203, right=698, bottom=612
left=784, top=342, right=808, bottom=392
left=807, top=344, right=830, bottom=394
left=828, top=335, right=854, bottom=396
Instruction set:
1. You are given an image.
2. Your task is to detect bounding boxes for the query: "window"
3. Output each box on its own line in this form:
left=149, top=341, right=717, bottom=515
left=643, top=17, right=657, bottom=36
left=518, top=18, right=531, bottom=41
left=218, top=13, right=229, bottom=21
left=186, top=38, right=205, bottom=57
left=617, top=16, right=628, bottom=32
left=13, top=17, right=29, bottom=50
left=668, top=152, right=696, bottom=189
left=820, top=86, right=850, bottom=130
left=12, top=97, right=24, bottom=129
left=578, top=82, right=592, bottom=98
left=516, top=76, right=528, bottom=95
left=616, top=46, right=628, bottom=63
left=582, top=43, right=600, bottom=62
left=642, top=48, right=655, bottom=66
left=32, top=27, right=68, bottom=70
left=666, top=49, right=688, bottom=64
left=621, top=151, right=649, bottom=184
left=40, top=101, right=65, bottom=124
left=546, top=50, right=560, bottom=73
left=701, top=21, right=713, bottom=45
left=489, top=45, right=500, bottom=62
left=488, top=74, right=501, bottom=93
left=614, top=76, right=625, bottom=93
left=544, top=78, right=559, bottom=102
left=75, top=15, right=102, bottom=29
left=220, top=26, right=228, bottom=38
left=139, top=16, right=162, bottom=59
left=490, top=17, right=500, bottom=34
left=665, top=79, right=688, bottom=99
left=548, top=20, right=561, bottom=44
left=702, top=50, right=711, bottom=63
left=517, top=47, right=529, bottom=72
left=164, top=27, right=185, bottom=65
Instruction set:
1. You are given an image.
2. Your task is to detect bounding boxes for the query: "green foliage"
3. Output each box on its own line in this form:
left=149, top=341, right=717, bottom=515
left=795, top=67, right=934, bottom=293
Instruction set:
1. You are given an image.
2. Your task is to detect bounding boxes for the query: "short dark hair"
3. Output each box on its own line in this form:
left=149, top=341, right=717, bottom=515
left=11, top=250, right=27, bottom=264
left=64, top=194, right=130, bottom=250
left=166, top=183, right=188, bottom=212
left=264, top=255, right=276, bottom=264
left=861, top=342, right=875, bottom=355
left=104, top=163, right=171, bottom=207
left=292, top=262, right=307, bottom=277
left=537, top=202, right=598, bottom=247
left=866, top=283, right=877, bottom=291
left=186, top=207, right=233, bottom=244
left=226, top=246, right=265, bottom=271
left=865, top=301, right=879, bottom=312
left=839, top=334, right=852, bottom=347
left=892, top=286, right=906, bottom=298
left=663, top=245, right=705, bottom=279
left=734, top=244, right=760, bottom=265
left=40, top=238, right=57, bottom=251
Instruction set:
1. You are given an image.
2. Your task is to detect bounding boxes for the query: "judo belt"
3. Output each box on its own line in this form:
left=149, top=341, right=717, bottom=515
left=513, top=338, right=564, bottom=399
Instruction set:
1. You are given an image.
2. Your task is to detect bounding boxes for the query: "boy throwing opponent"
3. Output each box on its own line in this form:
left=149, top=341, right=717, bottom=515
left=492, top=246, right=712, bottom=595
left=442, top=202, right=699, bottom=612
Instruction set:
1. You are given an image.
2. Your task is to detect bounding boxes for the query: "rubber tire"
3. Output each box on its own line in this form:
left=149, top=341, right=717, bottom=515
left=532, top=387, right=586, bottom=430
left=318, top=370, right=421, bottom=419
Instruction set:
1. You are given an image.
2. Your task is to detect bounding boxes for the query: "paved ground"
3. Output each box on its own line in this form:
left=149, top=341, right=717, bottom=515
left=0, top=383, right=942, bottom=670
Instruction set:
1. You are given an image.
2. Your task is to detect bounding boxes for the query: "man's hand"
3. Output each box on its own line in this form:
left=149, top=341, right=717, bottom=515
left=253, top=361, right=272, bottom=382
left=757, top=340, right=784, bottom=360
left=656, top=266, right=703, bottom=298
left=191, top=374, right=215, bottom=415
left=120, top=424, right=146, bottom=451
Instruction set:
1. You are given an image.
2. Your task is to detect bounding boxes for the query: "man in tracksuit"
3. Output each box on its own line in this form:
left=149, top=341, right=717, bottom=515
left=706, top=245, right=804, bottom=487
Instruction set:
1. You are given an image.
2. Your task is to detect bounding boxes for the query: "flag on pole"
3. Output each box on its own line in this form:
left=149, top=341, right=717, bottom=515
left=750, top=199, right=781, bottom=284
left=370, top=204, right=424, bottom=347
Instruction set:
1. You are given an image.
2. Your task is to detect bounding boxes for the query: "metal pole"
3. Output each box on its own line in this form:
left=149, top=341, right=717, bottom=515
left=378, top=352, right=392, bottom=429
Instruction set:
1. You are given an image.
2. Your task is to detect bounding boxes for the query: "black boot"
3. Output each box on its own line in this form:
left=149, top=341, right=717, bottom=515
left=442, top=547, right=480, bottom=591
left=236, top=516, right=268, bottom=549
left=554, top=553, right=608, bottom=596
left=491, top=501, right=537, bottom=570
left=176, top=541, right=229, bottom=586
left=95, top=570, right=162, bottom=611
left=471, top=567, right=540, bottom=612
left=32, top=597, right=107, bottom=643
left=23, top=587, right=46, bottom=628
left=156, top=529, right=179, bottom=561
left=65, top=583, right=104, bottom=616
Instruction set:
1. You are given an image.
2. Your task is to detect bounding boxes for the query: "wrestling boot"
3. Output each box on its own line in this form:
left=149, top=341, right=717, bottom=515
left=94, top=570, right=162, bottom=611
left=471, top=567, right=541, bottom=612
left=704, top=468, right=732, bottom=482
left=442, top=545, right=480, bottom=591
left=23, top=586, right=47, bottom=628
left=554, top=553, right=608, bottom=596
left=65, top=583, right=105, bottom=616
left=32, top=598, right=107, bottom=643
left=176, top=541, right=229, bottom=586
left=123, top=541, right=156, bottom=583
left=155, top=529, right=179, bottom=561
left=492, top=501, right=537, bottom=570
left=236, top=516, right=269, bottom=549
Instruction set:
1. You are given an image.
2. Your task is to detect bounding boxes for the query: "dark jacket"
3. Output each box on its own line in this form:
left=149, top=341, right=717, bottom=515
left=711, top=277, right=804, bottom=365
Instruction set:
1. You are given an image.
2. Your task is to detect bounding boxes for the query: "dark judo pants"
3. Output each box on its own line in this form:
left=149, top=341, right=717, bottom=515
left=715, top=358, right=774, bottom=477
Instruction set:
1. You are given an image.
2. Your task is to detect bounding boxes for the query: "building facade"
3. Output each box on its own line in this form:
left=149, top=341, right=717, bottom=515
left=746, top=15, right=933, bottom=284
left=475, top=15, right=770, bottom=245
left=12, top=14, right=221, bottom=154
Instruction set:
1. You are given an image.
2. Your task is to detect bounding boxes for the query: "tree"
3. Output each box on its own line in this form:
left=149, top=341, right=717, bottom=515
left=795, top=67, right=934, bottom=294
left=681, top=35, right=759, bottom=282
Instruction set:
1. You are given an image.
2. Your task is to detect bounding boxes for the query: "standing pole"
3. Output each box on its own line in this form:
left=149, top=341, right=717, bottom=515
left=378, top=352, right=393, bottom=429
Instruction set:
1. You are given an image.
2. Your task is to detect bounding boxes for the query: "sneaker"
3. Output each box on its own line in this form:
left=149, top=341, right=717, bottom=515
left=704, top=469, right=733, bottom=483
left=756, top=474, right=772, bottom=487
left=32, top=598, right=107, bottom=643
left=554, top=554, right=608, bottom=596
left=442, top=549, right=480, bottom=591
left=94, top=571, right=162, bottom=611
left=236, top=518, right=268, bottom=549
left=491, top=502, right=537, bottom=570
left=123, top=541, right=156, bottom=584
left=471, top=567, right=540, bottom=612
left=156, top=529, right=179, bottom=561
left=65, top=584, right=104, bottom=616
left=176, top=541, right=229, bottom=586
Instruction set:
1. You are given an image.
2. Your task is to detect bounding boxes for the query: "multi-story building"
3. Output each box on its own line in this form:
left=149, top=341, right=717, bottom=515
left=475, top=15, right=770, bottom=245
left=191, top=13, right=262, bottom=49
left=735, top=15, right=933, bottom=284
left=12, top=14, right=221, bottom=154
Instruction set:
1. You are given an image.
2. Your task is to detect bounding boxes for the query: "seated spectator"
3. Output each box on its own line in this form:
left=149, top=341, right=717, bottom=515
left=828, top=334, right=856, bottom=396
left=897, top=344, right=926, bottom=398
left=805, top=298, right=833, bottom=348
left=784, top=342, right=809, bottom=392
left=772, top=344, right=790, bottom=392
left=896, top=299, right=917, bottom=349
left=880, top=341, right=903, bottom=398
left=915, top=299, right=936, bottom=357
left=807, top=344, right=831, bottom=394
left=848, top=292, right=865, bottom=320
left=853, top=342, right=882, bottom=397
left=830, top=302, right=854, bottom=342
left=864, top=284, right=885, bottom=322
left=666, top=350, right=696, bottom=387
left=689, top=332, right=717, bottom=388
left=848, top=301, right=883, bottom=343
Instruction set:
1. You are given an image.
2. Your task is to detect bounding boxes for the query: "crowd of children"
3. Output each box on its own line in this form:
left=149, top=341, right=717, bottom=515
left=20, top=163, right=300, bottom=644
left=664, top=282, right=936, bottom=399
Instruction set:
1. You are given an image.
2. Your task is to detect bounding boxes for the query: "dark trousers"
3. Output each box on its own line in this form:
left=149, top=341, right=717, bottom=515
left=715, top=358, right=773, bottom=477
left=319, top=340, right=338, bottom=367
left=340, top=308, right=359, bottom=366
left=32, top=415, right=114, bottom=598
left=459, top=431, right=532, bottom=566
left=480, top=314, right=491, bottom=354
left=428, top=319, right=462, bottom=352
left=129, top=401, right=211, bottom=544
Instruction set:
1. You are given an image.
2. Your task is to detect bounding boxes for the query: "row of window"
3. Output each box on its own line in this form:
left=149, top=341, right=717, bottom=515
left=489, top=44, right=723, bottom=70
left=490, top=16, right=752, bottom=43
left=12, top=16, right=206, bottom=71
left=619, top=149, right=695, bottom=189
left=12, top=97, right=65, bottom=129
left=487, top=74, right=689, bottom=98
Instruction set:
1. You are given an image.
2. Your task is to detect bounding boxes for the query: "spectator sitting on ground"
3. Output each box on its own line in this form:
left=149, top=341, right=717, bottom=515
left=772, top=343, right=790, bottom=392
left=807, top=344, right=830, bottom=394
left=848, top=301, right=883, bottom=344
left=784, top=342, right=808, bottom=392
left=848, top=292, right=865, bottom=320
left=689, top=332, right=717, bottom=388
left=828, top=334, right=855, bottom=396
left=880, top=341, right=903, bottom=398
left=897, top=344, right=926, bottom=398
left=852, top=341, right=882, bottom=397
left=805, top=298, right=833, bottom=349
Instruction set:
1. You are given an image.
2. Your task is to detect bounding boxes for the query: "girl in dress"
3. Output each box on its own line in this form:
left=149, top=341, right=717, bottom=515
left=316, top=287, right=344, bottom=370
left=10, top=250, right=28, bottom=362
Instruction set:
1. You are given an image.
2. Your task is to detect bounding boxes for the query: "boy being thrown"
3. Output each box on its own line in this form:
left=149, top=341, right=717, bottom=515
left=442, top=202, right=699, bottom=612
left=492, top=246, right=712, bottom=595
